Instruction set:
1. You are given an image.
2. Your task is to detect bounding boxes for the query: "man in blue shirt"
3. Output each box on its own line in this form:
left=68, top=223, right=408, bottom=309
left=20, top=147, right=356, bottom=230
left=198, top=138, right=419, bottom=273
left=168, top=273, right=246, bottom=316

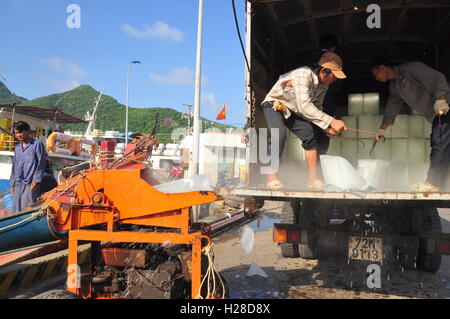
left=10, top=121, right=46, bottom=213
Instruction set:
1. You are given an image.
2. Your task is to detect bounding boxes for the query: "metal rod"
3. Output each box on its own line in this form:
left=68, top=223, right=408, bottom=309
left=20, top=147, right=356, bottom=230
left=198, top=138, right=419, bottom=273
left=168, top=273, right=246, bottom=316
left=11, top=104, right=16, bottom=132
left=346, top=127, right=379, bottom=136
left=332, top=135, right=365, bottom=147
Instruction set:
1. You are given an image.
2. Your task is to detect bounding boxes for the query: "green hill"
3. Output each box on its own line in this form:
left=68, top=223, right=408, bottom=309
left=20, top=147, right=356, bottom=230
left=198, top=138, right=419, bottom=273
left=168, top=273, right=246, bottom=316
left=19, top=85, right=233, bottom=143
left=0, top=81, right=28, bottom=104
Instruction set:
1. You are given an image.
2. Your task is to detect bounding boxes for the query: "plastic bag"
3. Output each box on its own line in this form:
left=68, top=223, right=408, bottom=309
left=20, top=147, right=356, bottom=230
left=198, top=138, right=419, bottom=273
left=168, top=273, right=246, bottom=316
left=239, top=225, right=255, bottom=254
left=246, top=263, right=268, bottom=278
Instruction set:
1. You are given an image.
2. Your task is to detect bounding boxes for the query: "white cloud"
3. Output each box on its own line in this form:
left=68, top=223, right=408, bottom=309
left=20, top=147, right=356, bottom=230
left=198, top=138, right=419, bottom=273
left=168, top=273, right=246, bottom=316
left=201, top=91, right=220, bottom=111
left=121, top=21, right=184, bottom=42
left=39, top=57, right=87, bottom=78
left=39, top=76, right=81, bottom=93
left=149, top=67, right=208, bottom=86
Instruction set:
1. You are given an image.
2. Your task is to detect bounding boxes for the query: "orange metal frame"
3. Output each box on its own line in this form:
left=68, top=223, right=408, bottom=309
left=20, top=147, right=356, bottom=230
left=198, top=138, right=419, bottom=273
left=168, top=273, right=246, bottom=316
left=42, top=152, right=220, bottom=299
left=67, top=228, right=208, bottom=298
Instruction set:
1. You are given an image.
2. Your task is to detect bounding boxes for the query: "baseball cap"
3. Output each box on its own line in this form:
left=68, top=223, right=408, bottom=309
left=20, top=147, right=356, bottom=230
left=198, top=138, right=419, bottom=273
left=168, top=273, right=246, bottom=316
left=318, top=52, right=347, bottom=79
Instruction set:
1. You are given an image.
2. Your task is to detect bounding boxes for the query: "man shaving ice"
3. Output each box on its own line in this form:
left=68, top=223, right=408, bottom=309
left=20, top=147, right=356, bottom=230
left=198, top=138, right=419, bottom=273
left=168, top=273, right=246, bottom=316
left=371, top=56, right=450, bottom=192
left=261, top=52, right=348, bottom=190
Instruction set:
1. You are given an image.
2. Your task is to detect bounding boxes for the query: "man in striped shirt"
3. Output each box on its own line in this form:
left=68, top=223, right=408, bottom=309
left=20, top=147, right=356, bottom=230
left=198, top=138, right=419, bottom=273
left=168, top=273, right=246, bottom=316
left=262, top=52, right=348, bottom=190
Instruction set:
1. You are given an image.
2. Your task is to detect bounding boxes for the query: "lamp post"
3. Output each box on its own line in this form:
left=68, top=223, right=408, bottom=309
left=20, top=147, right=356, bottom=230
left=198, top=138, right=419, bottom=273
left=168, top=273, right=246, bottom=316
left=192, top=0, right=204, bottom=177
left=125, top=60, right=141, bottom=146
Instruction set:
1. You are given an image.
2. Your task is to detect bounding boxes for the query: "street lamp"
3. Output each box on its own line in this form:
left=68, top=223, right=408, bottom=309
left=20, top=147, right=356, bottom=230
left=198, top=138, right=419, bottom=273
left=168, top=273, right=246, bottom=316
left=192, top=0, right=204, bottom=177
left=125, top=60, right=141, bottom=147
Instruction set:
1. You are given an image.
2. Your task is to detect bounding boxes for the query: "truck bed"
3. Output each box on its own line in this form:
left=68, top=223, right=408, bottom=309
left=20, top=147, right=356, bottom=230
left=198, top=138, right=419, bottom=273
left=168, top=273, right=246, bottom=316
left=219, top=187, right=450, bottom=207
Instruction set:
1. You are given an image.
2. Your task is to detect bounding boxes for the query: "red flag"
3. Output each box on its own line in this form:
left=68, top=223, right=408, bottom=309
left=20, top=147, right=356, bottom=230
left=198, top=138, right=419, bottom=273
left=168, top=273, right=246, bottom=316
left=216, top=104, right=227, bottom=121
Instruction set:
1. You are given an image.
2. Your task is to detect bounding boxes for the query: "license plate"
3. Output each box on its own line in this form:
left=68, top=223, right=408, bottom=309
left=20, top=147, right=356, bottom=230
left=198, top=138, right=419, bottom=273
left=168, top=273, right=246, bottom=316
left=348, top=236, right=383, bottom=262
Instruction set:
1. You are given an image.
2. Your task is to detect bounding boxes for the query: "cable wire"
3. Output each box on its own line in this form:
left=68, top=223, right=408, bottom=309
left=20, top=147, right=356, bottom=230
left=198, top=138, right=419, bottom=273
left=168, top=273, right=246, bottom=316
left=232, top=0, right=250, bottom=73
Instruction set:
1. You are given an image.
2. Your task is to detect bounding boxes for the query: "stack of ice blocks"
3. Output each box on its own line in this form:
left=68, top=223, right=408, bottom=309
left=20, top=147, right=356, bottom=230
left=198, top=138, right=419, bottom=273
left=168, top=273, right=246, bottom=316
left=327, top=93, right=436, bottom=191
left=282, top=130, right=306, bottom=164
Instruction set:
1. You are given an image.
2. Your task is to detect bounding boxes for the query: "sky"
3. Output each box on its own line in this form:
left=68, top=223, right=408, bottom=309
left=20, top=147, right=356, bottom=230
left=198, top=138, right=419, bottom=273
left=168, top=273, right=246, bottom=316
left=0, top=0, right=249, bottom=127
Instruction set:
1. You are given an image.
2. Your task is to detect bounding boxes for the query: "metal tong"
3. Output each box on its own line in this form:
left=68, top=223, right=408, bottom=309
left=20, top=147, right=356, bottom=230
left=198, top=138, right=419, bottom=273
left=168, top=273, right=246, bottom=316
left=330, top=127, right=385, bottom=157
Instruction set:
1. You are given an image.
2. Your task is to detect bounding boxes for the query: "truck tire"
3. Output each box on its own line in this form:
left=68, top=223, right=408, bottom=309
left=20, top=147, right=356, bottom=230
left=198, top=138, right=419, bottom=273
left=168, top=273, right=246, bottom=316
left=280, top=200, right=300, bottom=258
left=299, top=243, right=316, bottom=259
left=388, top=209, right=418, bottom=270
left=417, top=208, right=442, bottom=273
left=298, top=201, right=317, bottom=260
left=32, top=289, right=82, bottom=299
left=396, top=247, right=418, bottom=270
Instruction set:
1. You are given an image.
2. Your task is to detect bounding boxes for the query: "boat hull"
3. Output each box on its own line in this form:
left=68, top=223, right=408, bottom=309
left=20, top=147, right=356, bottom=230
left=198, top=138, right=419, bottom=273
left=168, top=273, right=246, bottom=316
left=0, top=207, right=67, bottom=254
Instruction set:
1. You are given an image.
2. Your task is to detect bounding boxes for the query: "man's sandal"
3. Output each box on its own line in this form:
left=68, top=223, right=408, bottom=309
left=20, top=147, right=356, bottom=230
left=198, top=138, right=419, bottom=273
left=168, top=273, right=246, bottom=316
left=306, top=179, right=325, bottom=191
left=410, top=182, right=440, bottom=192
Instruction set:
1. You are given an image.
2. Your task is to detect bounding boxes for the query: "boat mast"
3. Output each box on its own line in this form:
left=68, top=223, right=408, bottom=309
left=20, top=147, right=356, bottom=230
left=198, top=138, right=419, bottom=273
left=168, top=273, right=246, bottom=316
left=85, top=91, right=103, bottom=140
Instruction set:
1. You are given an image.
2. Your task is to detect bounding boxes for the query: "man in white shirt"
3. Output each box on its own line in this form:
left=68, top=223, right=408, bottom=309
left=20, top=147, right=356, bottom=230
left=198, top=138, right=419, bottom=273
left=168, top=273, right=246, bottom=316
left=262, top=52, right=348, bottom=190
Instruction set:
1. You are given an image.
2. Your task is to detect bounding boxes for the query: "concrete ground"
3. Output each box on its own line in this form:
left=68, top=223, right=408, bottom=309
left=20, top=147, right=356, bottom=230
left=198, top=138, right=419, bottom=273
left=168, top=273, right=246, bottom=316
left=4, top=202, right=449, bottom=299
left=213, top=202, right=450, bottom=299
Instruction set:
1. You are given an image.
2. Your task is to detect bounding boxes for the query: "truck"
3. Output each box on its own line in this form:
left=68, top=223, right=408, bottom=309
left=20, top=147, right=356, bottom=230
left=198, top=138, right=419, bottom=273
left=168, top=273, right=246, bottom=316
left=221, top=0, right=450, bottom=272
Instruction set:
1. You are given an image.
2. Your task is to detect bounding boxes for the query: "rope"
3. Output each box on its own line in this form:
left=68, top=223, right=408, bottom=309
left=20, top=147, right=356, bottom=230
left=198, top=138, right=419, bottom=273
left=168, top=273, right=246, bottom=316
left=57, top=170, right=63, bottom=185
left=99, top=151, right=115, bottom=160
left=195, top=238, right=226, bottom=299
left=0, top=210, right=46, bottom=232
left=42, top=172, right=86, bottom=211
left=0, top=171, right=88, bottom=234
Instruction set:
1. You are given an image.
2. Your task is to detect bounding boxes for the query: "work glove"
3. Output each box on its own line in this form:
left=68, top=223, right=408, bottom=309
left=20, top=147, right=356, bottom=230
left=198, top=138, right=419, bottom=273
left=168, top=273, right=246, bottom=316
left=374, top=129, right=385, bottom=143
left=434, top=99, right=449, bottom=116
left=272, top=101, right=287, bottom=113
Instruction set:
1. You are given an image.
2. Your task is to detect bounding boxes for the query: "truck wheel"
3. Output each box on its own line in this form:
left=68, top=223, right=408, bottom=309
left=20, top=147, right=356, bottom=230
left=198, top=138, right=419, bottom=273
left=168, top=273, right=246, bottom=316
left=388, top=209, right=418, bottom=270
left=32, top=289, right=82, bottom=299
left=395, top=247, right=418, bottom=270
left=280, top=200, right=300, bottom=258
left=299, top=243, right=316, bottom=259
left=298, top=201, right=317, bottom=260
left=417, top=208, right=442, bottom=273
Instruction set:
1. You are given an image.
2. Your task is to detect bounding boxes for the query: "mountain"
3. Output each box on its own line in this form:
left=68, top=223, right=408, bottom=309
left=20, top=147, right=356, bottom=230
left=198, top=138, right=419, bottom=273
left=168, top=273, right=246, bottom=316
left=0, top=81, right=28, bottom=104
left=20, top=85, right=234, bottom=143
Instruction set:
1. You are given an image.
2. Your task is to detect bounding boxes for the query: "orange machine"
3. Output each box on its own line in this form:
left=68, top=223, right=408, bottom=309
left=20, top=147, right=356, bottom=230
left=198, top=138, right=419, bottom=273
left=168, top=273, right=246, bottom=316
left=38, top=135, right=225, bottom=299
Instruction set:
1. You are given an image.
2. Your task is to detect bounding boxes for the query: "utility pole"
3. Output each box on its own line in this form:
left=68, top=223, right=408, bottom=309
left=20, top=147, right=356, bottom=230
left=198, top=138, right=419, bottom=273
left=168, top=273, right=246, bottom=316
left=183, top=103, right=193, bottom=135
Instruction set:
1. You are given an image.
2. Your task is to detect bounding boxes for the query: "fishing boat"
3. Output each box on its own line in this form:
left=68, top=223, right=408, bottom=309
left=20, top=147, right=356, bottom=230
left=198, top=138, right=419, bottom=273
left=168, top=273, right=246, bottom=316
left=0, top=103, right=90, bottom=216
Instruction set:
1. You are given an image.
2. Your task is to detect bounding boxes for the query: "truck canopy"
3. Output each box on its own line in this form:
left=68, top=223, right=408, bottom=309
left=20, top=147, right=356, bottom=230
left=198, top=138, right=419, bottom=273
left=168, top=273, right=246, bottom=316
left=249, top=0, right=450, bottom=115
left=245, top=0, right=450, bottom=190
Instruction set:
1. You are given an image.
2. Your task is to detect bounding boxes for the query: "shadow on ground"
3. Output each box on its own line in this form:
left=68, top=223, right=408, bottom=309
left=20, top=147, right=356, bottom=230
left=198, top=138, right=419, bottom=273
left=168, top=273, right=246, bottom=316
left=220, top=255, right=450, bottom=299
